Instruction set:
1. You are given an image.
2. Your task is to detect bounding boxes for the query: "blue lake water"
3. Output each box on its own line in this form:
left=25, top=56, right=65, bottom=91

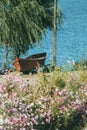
left=0, top=0, right=87, bottom=69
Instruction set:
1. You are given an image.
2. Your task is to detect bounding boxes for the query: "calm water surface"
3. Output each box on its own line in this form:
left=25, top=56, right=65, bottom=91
left=25, top=0, right=87, bottom=66
left=0, top=0, right=87, bottom=68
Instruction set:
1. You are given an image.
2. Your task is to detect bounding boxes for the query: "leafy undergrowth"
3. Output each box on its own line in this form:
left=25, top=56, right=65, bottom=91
left=0, top=69, right=87, bottom=130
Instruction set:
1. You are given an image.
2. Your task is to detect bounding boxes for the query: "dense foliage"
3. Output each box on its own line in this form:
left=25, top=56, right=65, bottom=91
left=0, top=0, right=63, bottom=57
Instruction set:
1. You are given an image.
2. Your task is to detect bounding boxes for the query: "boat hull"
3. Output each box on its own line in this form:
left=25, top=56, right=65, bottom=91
left=13, top=53, right=46, bottom=72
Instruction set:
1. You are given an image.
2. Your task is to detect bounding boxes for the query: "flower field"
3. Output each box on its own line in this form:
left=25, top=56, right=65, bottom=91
left=0, top=69, right=87, bottom=130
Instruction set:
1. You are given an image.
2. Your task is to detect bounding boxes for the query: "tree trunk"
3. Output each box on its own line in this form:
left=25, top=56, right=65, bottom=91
left=53, top=0, right=57, bottom=65
left=4, top=44, right=8, bottom=69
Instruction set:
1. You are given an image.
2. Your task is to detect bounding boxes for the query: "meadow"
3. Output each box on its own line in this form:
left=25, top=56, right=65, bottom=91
left=0, top=63, right=87, bottom=130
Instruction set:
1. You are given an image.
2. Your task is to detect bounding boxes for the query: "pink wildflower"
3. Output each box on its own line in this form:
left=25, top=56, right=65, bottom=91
left=66, top=78, right=71, bottom=83
left=60, top=97, right=66, bottom=102
left=60, top=105, right=67, bottom=111
left=21, top=117, right=25, bottom=122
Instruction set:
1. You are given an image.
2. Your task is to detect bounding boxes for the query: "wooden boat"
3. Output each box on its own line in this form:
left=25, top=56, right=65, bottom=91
left=13, top=52, right=46, bottom=72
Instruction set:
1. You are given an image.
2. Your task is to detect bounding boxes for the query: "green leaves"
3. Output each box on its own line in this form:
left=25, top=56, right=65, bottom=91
left=0, top=0, right=63, bottom=57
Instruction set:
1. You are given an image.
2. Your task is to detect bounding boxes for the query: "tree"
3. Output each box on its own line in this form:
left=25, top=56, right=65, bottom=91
left=53, top=0, right=57, bottom=65
left=53, top=0, right=63, bottom=66
left=0, top=0, right=63, bottom=67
